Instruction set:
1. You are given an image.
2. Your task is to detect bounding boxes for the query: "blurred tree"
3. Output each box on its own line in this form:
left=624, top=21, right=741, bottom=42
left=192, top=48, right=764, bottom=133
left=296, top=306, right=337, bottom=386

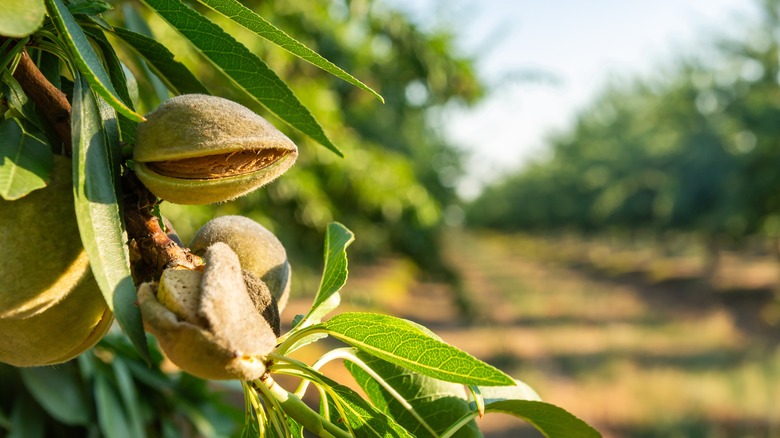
left=121, top=0, right=485, bottom=295
left=468, top=0, right=780, bottom=275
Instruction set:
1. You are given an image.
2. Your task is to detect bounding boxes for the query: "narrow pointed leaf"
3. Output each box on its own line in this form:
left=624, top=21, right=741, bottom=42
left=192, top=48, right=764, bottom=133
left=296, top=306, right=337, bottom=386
left=110, top=27, right=209, bottom=96
left=45, top=0, right=144, bottom=122
left=317, top=223, right=355, bottom=302
left=308, top=370, right=412, bottom=438
left=71, top=76, right=150, bottom=362
left=286, top=222, right=354, bottom=336
left=195, top=0, right=382, bottom=102
left=19, top=365, right=90, bottom=426
left=478, top=379, right=541, bottom=405
left=2, top=71, right=47, bottom=133
left=84, top=27, right=140, bottom=144
left=140, top=0, right=341, bottom=155
left=121, top=3, right=171, bottom=103
left=94, top=370, right=135, bottom=438
left=328, top=384, right=413, bottom=438
left=322, top=313, right=515, bottom=386
left=112, top=355, right=146, bottom=438
left=483, top=400, right=601, bottom=438
left=0, top=118, right=52, bottom=200
left=346, top=351, right=481, bottom=438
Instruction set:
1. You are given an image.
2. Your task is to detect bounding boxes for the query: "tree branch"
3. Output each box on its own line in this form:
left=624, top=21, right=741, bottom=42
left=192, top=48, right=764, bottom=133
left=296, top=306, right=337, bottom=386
left=7, top=40, right=200, bottom=284
left=12, top=49, right=73, bottom=156
left=122, top=172, right=203, bottom=284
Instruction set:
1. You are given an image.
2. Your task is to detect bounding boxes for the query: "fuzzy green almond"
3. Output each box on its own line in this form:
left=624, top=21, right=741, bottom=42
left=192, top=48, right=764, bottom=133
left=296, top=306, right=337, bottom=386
left=133, top=94, right=298, bottom=205
left=0, top=156, right=113, bottom=366
left=0, top=275, right=114, bottom=367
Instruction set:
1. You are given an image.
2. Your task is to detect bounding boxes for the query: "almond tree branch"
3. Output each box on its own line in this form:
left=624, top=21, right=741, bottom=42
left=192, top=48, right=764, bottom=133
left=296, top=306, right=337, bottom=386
left=122, top=172, right=203, bottom=284
left=9, top=48, right=72, bottom=155
left=6, top=39, right=201, bottom=283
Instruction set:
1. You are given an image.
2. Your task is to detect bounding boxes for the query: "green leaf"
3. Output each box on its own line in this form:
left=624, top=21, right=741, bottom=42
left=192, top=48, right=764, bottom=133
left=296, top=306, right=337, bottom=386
left=346, top=352, right=481, bottom=438
left=139, top=0, right=341, bottom=155
left=483, top=400, right=601, bottom=438
left=0, top=0, right=45, bottom=38
left=67, top=0, right=113, bottom=16
left=112, top=359, right=146, bottom=438
left=71, top=75, right=150, bottom=363
left=299, top=370, right=411, bottom=438
left=300, top=222, right=355, bottom=326
left=84, top=27, right=140, bottom=145
left=286, top=417, right=304, bottom=438
left=1, top=71, right=47, bottom=133
left=328, top=383, right=413, bottom=438
left=45, top=0, right=144, bottom=122
left=8, top=393, right=45, bottom=438
left=19, top=365, right=91, bottom=426
left=119, top=3, right=170, bottom=104
left=478, top=379, right=541, bottom=405
left=316, top=223, right=355, bottom=304
left=322, top=313, right=515, bottom=386
left=110, top=27, right=209, bottom=96
left=194, top=0, right=383, bottom=103
left=94, top=370, right=134, bottom=438
left=0, top=118, right=53, bottom=200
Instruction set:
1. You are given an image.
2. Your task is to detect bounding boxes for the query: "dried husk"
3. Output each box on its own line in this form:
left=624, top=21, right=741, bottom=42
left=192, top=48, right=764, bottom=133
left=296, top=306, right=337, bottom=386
left=139, top=243, right=278, bottom=380
left=190, top=215, right=291, bottom=313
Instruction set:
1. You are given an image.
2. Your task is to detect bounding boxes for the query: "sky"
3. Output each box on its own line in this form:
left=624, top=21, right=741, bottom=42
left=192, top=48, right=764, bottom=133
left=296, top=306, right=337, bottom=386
left=382, top=0, right=760, bottom=198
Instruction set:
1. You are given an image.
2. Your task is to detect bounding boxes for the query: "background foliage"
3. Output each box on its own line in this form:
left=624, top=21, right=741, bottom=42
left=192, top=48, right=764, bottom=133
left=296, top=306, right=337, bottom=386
left=120, top=0, right=485, bottom=290
left=467, top=0, right=780, bottom=259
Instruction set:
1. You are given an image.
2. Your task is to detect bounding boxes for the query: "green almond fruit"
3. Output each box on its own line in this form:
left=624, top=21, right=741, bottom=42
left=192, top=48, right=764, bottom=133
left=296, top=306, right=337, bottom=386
left=133, top=94, right=298, bottom=205
left=0, top=156, right=113, bottom=367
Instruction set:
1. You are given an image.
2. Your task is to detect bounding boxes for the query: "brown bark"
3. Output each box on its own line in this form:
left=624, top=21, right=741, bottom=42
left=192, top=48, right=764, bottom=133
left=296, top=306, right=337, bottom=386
left=5, top=39, right=200, bottom=283
left=122, top=172, right=203, bottom=284
left=12, top=49, right=73, bottom=156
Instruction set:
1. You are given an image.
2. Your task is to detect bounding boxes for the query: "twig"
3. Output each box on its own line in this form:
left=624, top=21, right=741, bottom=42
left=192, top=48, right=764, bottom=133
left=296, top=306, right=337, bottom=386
left=122, top=171, right=203, bottom=284
left=6, top=38, right=200, bottom=283
left=12, top=49, right=72, bottom=156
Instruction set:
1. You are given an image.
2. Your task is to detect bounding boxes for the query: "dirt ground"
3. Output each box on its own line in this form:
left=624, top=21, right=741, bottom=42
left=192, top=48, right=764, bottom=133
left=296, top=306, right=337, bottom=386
left=282, top=230, right=780, bottom=438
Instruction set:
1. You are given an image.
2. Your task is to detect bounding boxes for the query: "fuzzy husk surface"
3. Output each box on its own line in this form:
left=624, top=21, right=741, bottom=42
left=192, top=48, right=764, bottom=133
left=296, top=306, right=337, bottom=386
left=190, top=215, right=291, bottom=313
left=139, top=243, right=278, bottom=380
left=0, top=156, right=112, bottom=367
left=133, top=94, right=298, bottom=205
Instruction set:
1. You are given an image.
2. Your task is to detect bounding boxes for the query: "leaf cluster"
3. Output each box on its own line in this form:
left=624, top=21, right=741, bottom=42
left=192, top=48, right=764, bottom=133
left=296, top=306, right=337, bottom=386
left=241, top=223, right=600, bottom=438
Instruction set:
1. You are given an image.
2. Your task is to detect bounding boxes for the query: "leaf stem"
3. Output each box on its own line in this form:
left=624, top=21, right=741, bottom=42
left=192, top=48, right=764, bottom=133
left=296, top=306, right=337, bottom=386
left=259, top=375, right=350, bottom=438
left=274, top=326, right=328, bottom=356
left=253, top=380, right=290, bottom=437
left=309, top=348, right=440, bottom=438
left=439, top=412, right=479, bottom=438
